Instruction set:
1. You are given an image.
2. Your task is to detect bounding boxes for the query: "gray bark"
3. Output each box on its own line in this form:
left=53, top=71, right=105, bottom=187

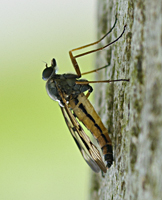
left=89, top=0, right=162, bottom=200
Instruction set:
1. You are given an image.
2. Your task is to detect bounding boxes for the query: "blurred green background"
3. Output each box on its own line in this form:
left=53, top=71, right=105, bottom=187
left=0, top=1, right=97, bottom=200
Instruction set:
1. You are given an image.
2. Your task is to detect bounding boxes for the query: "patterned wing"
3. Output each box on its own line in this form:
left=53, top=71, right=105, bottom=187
left=60, top=106, right=107, bottom=173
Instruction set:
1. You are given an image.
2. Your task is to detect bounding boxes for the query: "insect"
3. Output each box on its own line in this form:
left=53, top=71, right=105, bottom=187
left=42, top=18, right=129, bottom=173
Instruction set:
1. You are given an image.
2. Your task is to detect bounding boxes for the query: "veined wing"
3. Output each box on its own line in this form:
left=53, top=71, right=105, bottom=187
left=60, top=106, right=107, bottom=173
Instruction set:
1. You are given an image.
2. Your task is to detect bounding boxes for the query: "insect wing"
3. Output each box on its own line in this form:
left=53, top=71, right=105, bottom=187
left=60, top=107, right=100, bottom=172
left=60, top=106, right=107, bottom=173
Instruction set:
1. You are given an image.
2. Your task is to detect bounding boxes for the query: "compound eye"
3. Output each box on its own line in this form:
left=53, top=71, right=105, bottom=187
left=42, top=67, right=54, bottom=81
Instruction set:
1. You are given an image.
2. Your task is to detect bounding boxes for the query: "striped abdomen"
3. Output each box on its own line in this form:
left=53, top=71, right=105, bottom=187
left=69, top=93, right=113, bottom=168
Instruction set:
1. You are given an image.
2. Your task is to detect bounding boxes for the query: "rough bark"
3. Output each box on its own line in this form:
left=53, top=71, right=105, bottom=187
left=89, top=0, right=162, bottom=200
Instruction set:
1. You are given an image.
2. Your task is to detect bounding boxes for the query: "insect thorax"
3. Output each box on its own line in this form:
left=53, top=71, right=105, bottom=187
left=45, top=73, right=90, bottom=105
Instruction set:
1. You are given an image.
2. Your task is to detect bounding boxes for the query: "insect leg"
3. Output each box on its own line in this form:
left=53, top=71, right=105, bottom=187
left=69, top=51, right=81, bottom=77
left=70, top=15, right=117, bottom=53
left=85, top=85, right=93, bottom=99
left=69, top=15, right=118, bottom=77
left=81, top=64, right=109, bottom=76
left=76, top=79, right=129, bottom=97
left=74, top=24, right=127, bottom=59
left=76, top=79, right=130, bottom=85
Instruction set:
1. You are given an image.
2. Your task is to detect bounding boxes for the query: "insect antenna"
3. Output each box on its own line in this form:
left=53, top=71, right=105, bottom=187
left=42, top=61, right=48, bottom=68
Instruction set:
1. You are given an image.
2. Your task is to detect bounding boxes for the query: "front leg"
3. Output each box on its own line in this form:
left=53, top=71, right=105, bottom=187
left=69, top=51, right=81, bottom=77
left=69, top=15, right=118, bottom=78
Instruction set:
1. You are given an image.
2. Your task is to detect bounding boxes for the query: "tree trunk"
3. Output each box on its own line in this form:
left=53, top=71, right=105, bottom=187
left=89, top=0, right=162, bottom=200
